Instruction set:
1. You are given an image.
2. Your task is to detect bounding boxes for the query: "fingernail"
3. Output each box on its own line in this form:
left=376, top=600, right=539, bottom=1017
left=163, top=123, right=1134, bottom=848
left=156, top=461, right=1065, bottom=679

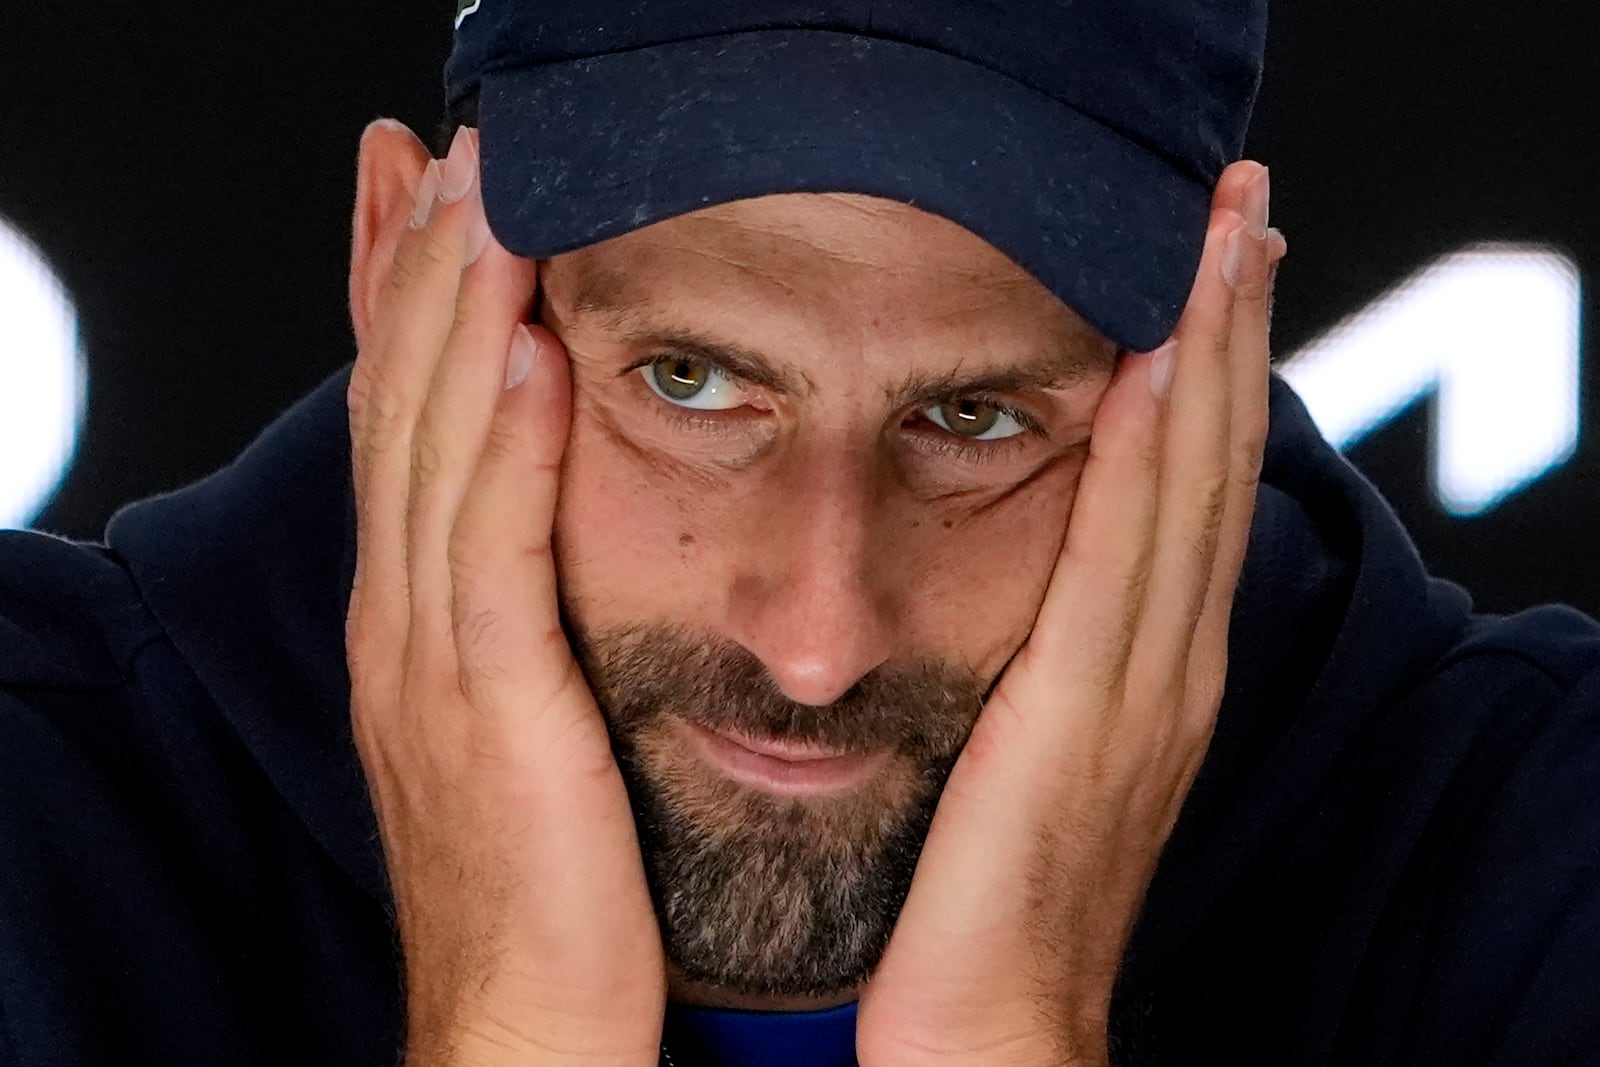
left=462, top=194, right=491, bottom=267
left=1148, top=341, right=1177, bottom=400
left=1222, top=223, right=1251, bottom=289
left=1243, top=167, right=1270, bottom=240
left=1267, top=226, right=1289, bottom=265
left=505, top=324, right=537, bottom=390
left=408, top=159, right=443, bottom=230
left=439, top=126, right=478, bottom=205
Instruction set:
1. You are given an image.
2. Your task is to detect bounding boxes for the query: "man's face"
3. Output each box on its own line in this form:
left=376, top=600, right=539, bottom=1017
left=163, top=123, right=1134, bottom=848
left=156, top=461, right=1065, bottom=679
left=539, top=193, right=1118, bottom=1003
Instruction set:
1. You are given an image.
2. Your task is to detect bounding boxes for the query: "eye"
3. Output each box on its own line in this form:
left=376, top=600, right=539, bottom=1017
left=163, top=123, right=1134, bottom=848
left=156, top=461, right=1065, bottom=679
left=640, top=355, right=743, bottom=411
left=923, top=398, right=1028, bottom=441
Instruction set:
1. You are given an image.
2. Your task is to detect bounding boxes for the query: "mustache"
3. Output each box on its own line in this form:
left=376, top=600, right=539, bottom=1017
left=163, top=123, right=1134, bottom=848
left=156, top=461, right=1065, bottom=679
left=566, top=621, right=987, bottom=761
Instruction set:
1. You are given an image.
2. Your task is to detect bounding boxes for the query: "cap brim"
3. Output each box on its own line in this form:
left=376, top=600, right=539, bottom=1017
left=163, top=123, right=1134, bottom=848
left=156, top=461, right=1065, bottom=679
left=477, top=29, right=1208, bottom=352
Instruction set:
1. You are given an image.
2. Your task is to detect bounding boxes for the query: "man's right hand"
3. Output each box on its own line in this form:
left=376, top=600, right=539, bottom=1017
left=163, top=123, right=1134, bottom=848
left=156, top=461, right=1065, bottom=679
left=344, top=123, right=666, bottom=1067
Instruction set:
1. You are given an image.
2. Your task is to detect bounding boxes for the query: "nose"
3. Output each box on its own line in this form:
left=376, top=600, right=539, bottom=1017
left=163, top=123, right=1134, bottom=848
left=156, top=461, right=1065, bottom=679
left=725, top=450, right=897, bottom=707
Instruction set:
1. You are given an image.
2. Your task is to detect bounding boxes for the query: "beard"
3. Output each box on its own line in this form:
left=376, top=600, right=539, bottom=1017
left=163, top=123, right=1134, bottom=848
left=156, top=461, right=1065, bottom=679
left=565, top=620, right=986, bottom=999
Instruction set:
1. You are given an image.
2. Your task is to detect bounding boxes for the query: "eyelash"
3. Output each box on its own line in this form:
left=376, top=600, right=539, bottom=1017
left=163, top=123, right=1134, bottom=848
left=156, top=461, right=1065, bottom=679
left=905, top=398, right=1045, bottom=464
left=623, top=356, right=1048, bottom=461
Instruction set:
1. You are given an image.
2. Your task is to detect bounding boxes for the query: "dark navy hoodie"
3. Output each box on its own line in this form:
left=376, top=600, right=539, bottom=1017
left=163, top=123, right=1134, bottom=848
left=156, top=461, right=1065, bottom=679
left=1, top=367, right=1598, bottom=1067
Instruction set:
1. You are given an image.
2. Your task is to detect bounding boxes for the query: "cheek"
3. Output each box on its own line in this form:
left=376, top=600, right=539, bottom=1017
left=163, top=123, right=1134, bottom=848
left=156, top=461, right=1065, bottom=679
left=552, top=401, right=735, bottom=629
left=901, top=460, right=1080, bottom=682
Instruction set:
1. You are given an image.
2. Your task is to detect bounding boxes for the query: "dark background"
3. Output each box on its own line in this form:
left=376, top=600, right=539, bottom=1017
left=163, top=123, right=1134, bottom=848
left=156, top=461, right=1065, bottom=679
left=2, top=2, right=1596, bottom=614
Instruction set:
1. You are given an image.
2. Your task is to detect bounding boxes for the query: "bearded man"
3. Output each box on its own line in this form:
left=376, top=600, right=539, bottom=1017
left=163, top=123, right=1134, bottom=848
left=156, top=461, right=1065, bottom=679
left=2, top=3, right=1597, bottom=1067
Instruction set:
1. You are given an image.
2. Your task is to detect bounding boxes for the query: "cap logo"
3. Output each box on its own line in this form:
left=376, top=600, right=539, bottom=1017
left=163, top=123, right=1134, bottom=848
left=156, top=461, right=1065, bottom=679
left=455, top=0, right=481, bottom=29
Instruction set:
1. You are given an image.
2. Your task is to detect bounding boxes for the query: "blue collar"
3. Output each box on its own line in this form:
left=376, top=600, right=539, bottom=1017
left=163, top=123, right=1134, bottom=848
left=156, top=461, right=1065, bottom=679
left=664, top=1000, right=859, bottom=1067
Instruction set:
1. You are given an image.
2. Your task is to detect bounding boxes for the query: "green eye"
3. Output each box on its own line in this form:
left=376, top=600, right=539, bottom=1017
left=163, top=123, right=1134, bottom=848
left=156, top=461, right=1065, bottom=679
left=652, top=357, right=710, bottom=401
left=925, top=398, right=1024, bottom=441
left=640, top=356, right=743, bottom=411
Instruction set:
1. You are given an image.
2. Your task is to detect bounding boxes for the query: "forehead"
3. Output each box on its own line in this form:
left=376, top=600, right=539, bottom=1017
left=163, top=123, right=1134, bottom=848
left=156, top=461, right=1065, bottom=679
left=543, top=193, right=1109, bottom=355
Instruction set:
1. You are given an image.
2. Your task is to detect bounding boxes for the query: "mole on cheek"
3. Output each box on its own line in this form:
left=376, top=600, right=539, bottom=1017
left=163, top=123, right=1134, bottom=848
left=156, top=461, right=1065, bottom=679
left=678, top=532, right=695, bottom=548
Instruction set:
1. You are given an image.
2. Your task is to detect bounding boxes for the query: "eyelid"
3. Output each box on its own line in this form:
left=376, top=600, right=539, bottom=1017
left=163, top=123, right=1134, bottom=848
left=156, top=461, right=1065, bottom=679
left=918, top=392, right=1046, bottom=437
left=621, top=351, right=753, bottom=390
left=639, top=361, right=748, bottom=418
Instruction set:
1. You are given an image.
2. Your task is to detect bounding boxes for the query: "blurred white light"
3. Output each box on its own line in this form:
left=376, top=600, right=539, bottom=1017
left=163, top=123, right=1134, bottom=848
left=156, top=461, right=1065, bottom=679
left=0, top=218, right=87, bottom=529
left=1281, top=245, right=1583, bottom=515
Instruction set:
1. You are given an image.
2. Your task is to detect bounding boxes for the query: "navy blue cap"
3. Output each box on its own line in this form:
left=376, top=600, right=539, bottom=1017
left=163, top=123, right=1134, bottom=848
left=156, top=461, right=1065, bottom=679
left=444, top=3, right=1266, bottom=352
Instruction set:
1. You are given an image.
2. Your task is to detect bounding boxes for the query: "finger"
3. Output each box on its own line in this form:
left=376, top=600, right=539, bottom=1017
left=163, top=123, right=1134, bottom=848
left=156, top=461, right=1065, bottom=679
left=1124, top=168, right=1263, bottom=704
left=1266, top=227, right=1288, bottom=325
left=1186, top=177, right=1276, bottom=708
left=347, top=126, right=466, bottom=678
left=1210, top=160, right=1260, bottom=219
left=349, top=129, right=472, bottom=526
left=405, top=202, right=541, bottom=670
left=448, top=325, right=594, bottom=738
left=995, top=340, right=1166, bottom=735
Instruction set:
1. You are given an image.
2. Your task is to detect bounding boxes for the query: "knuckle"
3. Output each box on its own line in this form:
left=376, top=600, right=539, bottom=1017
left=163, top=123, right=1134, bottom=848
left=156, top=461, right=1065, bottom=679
left=1188, top=659, right=1228, bottom=717
left=1132, top=423, right=1163, bottom=469
left=453, top=605, right=510, bottom=682
left=351, top=365, right=412, bottom=457
left=449, top=576, right=519, bottom=696
left=346, top=364, right=373, bottom=422
left=1231, top=419, right=1269, bottom=476
left=1230, top=458, right=1263, bottom=501
left=345, top=628, right=394, bottom=706
left=1182, top=473, right=1229, bottom=565
left=411, top=433, right=446, bottom=484
left=364, top=389, right=411, bottom=455
left=478, top=416, right=523, bottom=467
left=380, top=253, right=419, bottom=300
left=450, top=295, right=473, bottom=337
left=1236, top=254, right=1273, bottom=303
left=1196, top=466, right=1230, bottom=514
left=445, top=527, right=478, bottom=588
left=1195, top=489, right=1227, bottom=556
left=1211, top=322, right=1235, bottom=361
left=408, top=231, right=456, bottom=281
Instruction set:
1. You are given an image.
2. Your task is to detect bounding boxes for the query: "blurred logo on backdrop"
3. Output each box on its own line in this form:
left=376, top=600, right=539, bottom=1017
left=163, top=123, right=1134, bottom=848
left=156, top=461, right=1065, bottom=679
left=1281, top=245, right=1583, bottom=515
left=0, top=217, right=86, bottom=531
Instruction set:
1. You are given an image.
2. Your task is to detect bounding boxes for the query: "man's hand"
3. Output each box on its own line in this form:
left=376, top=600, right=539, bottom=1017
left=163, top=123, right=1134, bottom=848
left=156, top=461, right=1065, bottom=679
left=856, top=161, right=1284, bottom=1067
left=344, top=125, right=666, bottom=1067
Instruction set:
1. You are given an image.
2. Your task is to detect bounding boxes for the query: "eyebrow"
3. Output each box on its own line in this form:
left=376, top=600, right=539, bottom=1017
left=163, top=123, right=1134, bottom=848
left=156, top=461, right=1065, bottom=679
left=885, top=350, right=1108, bottom=407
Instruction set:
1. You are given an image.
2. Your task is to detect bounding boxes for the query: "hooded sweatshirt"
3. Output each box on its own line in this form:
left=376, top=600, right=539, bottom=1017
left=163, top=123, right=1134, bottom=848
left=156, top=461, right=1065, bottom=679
left=0, top=367, right=1597, bottom=1067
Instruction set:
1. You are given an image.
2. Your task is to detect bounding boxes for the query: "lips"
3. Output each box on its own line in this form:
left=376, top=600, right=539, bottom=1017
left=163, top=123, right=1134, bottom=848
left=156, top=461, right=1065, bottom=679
left=678, top=719, right=892, bottom=797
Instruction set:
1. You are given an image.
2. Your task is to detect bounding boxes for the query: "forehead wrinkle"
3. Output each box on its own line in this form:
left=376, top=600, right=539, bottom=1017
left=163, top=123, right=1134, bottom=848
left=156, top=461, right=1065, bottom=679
left=562, top=238, right=813, bottom=329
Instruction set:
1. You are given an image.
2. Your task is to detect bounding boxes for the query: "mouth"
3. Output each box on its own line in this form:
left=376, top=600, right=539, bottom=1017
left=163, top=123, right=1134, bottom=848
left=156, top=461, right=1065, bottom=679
left=675, top=717, right=894, bottom=797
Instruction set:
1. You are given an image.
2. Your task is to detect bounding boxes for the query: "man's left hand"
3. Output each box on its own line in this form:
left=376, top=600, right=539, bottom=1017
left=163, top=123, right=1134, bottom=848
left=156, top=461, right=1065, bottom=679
left=856, top=160, right=1284, bottom=1067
